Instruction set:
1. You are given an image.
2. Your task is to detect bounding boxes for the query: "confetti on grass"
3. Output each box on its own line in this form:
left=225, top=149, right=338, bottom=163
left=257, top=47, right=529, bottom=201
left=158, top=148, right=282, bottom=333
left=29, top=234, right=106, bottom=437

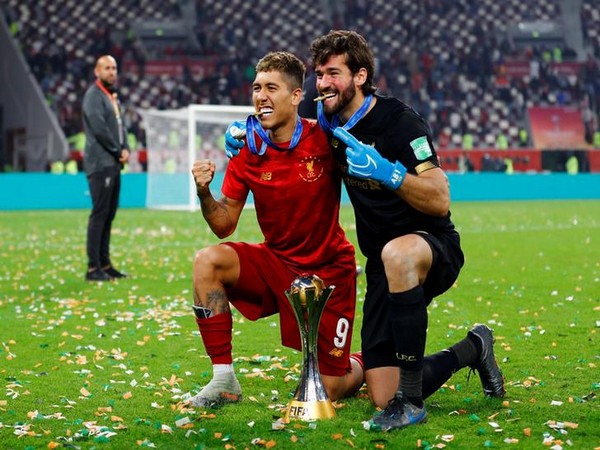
left=175, top=416, right=192, bottom=427
left=546, top=420, right=579, bottom=430
left=251, top=438, right=277, bottom=448
left=2, top=206, right=598, bottom=448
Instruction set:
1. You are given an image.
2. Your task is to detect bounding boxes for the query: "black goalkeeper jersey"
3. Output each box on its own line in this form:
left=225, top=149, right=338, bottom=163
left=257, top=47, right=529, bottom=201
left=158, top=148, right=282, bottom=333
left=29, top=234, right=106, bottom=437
left=330, top=95, right=458, bottom=261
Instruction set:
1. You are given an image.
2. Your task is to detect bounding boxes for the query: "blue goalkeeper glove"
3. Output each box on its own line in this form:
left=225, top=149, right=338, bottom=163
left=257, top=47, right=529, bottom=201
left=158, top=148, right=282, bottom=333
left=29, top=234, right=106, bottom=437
left=333, top=127, right=407, bottom=191
left=224, top=120, right=246, bottom=158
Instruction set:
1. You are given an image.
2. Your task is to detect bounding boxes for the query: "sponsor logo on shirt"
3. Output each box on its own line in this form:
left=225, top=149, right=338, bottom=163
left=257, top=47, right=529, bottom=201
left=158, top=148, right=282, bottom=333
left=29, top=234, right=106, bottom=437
left=260, top=172, right=272, bottom=181
left=344, top=175, right=382, bottom=190
left=410, top=136, right=433, bottom=160
left=298, top=156, right=324, bottom=182
left=329, top=347, right=344, bottom=358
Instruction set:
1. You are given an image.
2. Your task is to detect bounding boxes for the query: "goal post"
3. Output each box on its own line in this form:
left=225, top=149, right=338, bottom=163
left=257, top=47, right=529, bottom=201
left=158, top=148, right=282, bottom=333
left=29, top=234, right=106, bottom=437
left=139, top=105, right=254, bottom=210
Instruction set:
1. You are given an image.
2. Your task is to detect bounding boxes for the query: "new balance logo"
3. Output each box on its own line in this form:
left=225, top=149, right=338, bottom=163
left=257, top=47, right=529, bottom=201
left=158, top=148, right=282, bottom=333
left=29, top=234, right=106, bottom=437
left=329, top=348, right=344, bottom=358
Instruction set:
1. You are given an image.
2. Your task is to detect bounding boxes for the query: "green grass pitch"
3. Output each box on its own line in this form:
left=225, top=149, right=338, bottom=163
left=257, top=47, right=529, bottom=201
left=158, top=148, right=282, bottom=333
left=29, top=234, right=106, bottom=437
left=0, top=200, right=598, bottom=449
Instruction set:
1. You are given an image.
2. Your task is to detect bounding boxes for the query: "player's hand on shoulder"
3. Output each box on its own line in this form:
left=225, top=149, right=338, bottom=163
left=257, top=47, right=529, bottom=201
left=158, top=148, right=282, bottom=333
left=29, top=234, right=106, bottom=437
left=225, top=120, right=246, bottom=158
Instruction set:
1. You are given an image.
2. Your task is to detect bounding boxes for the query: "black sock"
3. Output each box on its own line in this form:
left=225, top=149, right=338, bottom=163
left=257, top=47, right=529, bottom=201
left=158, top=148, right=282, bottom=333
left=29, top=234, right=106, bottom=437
left=422, top=350, right=458, bottom=399
left=388, top=286, right=428, bottom=406
left=400, top=369, right=423, bottom=407
left=450, top=333, right=481, bottom=368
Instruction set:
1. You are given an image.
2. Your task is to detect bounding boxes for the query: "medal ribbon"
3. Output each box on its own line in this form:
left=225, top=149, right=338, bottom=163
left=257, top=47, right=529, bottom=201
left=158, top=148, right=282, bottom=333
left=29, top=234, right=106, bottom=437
left=246, top=114, right=303, bottom=155
left=317, top=94, right=373, bottom=133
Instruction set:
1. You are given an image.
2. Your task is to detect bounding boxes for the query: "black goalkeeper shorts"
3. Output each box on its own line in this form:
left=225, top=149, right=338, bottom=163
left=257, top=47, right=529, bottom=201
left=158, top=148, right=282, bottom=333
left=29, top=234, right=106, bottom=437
left=361, top=230, right=464, bottom=370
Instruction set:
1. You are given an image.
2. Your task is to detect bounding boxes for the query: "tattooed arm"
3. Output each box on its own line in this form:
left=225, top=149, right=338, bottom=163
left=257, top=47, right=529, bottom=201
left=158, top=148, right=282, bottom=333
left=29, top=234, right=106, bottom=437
left=192, top=159, right=245, bottom=238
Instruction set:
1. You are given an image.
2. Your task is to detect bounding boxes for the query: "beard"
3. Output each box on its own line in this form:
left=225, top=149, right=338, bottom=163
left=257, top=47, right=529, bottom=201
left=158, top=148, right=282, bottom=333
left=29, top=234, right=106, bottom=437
left=100, top=75, right=117, bottom=87
left=324, top=83, right=356, bottom=116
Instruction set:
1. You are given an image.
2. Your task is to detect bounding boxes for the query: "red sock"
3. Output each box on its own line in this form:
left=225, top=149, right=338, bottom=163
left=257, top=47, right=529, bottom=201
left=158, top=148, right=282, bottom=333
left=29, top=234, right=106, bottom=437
left=349, top=351, right=365, bottom=372
left=196, top=312, right=233, bottom=364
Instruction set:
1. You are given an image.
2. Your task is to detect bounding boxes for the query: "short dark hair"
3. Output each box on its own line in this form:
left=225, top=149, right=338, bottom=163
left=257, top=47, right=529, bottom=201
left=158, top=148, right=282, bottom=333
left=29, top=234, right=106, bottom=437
left=255, top=51, right=305, bottom=90
left=309, top=30, right=377, bottom=95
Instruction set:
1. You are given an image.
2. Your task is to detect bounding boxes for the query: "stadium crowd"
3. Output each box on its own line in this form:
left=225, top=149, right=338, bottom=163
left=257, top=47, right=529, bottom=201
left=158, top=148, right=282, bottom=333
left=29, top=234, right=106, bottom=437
left=2, top=0, right=600, bottom=171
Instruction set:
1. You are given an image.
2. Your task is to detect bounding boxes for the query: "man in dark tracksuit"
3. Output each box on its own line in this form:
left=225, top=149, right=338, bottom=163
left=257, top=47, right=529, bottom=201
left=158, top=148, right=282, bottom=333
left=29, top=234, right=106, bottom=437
left=82, top=55, right=129, bottom=281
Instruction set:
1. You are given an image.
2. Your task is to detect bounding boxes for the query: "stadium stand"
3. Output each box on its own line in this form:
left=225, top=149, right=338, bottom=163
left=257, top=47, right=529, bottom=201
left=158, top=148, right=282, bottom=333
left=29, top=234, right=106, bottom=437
left=1, top=0, right=599, bottom=172
left=582, top=0, right=600, bottom=58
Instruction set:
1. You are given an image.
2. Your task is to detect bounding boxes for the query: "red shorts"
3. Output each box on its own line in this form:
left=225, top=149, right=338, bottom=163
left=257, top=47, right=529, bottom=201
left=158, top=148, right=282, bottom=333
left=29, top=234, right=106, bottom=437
left=223, top=242, right=356, bottom=377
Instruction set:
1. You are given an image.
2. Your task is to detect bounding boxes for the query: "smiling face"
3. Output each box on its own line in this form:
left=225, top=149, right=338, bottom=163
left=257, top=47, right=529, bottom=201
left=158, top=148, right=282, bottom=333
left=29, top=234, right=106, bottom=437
left=314, top=54, right=367, bottom=120
left=252, top=70, right=302, bottom=141
left=309, top=30, right=377, bottom=120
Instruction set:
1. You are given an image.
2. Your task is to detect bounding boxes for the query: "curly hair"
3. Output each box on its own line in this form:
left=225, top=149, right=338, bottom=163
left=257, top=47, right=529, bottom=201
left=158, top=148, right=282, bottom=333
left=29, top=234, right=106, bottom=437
left=309, top=30, right=377, bottom=95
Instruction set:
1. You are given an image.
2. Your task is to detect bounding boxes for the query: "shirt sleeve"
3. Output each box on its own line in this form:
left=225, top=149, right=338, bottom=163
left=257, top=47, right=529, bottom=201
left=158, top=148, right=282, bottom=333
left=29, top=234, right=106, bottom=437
left=221, top=151, right=249, bottom=202
left=393, top=109, right=440, bottom=173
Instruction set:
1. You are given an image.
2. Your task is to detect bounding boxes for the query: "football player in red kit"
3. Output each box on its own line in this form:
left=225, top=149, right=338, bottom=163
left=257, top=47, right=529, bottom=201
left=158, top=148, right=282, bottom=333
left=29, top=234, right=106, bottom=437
left=189, top=51, right=364, bottom=407
left=194, top=48, right=505, bottom=419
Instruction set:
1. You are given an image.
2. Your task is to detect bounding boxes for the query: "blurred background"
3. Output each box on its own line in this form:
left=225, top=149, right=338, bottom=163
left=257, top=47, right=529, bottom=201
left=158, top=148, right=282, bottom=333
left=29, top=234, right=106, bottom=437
left=1, top=0, right=599, bottom=176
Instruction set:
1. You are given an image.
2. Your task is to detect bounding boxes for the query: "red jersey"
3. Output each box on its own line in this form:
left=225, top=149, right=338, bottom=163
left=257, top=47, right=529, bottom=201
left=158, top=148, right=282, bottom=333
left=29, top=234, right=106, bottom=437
left=222, top=118, right=354, bottom=273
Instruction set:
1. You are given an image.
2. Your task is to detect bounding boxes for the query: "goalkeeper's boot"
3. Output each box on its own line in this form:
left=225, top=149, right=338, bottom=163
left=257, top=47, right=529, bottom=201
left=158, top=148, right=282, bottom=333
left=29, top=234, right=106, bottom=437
left=468, top=324, right=506, bottom=397
left=365, top=391, right=427, bottom=432
left=189, top=373, right=242, bottom=408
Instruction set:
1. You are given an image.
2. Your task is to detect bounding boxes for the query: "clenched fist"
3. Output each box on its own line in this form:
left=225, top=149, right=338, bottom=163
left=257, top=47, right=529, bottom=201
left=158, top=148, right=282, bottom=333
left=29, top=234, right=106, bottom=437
left=192, top=160, right=216, bottom=196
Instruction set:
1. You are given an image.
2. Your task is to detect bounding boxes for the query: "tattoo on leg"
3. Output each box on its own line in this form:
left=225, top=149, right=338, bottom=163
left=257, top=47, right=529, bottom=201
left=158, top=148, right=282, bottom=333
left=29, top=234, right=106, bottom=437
left=205, top=289, right=229, bottom=314
left=193, top=286, right=230, bottom=316
left=206, top=289, right=230, bottom=314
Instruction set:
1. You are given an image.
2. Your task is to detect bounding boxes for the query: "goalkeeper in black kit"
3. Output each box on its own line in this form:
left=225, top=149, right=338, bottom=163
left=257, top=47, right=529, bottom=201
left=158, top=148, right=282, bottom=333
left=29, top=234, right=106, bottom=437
left=309, top=30, right=505, bottom=431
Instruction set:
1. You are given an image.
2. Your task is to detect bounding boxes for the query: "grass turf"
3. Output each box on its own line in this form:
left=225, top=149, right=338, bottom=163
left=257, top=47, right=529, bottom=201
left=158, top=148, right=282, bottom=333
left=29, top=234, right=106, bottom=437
left=0, top=200, right=598, bottom=449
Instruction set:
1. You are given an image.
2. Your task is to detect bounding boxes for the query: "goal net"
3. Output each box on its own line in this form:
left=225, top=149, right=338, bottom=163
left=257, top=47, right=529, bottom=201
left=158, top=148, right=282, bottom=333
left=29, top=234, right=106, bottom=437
left=139, top=105, right=254, bottom=210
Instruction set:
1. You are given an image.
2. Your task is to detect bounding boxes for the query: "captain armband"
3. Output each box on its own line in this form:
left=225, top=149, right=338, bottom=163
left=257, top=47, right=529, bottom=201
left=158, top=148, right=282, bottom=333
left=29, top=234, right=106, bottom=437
left=415, top=160, right=438, bottom=175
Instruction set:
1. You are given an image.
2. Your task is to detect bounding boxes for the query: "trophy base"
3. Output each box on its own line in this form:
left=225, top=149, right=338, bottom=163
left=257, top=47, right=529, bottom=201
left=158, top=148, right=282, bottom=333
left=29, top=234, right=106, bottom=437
left=284, top=399, right=336, bottom=421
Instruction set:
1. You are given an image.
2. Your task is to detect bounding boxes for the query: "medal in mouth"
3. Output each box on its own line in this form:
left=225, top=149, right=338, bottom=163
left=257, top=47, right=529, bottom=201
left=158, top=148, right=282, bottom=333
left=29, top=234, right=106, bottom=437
left=313, top=93, right=336, bottom=102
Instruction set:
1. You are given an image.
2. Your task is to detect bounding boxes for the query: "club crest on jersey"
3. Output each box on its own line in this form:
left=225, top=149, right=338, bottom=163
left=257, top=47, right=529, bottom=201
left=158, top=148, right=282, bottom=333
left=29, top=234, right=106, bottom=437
left=298, top=156, right=324, bottom=182
left=410, top=136, right=433, bottom=160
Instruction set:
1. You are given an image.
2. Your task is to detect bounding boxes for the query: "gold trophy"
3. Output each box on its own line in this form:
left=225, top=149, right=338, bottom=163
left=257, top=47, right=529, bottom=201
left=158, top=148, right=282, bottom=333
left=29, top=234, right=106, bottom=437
left=284, top=274, right=336, bottom=421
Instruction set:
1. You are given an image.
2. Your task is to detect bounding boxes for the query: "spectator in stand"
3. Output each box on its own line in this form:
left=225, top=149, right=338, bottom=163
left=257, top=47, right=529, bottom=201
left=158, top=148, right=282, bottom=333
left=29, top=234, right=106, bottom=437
left=518, top=128, right=529, bottom=148
left=593, top=129, right=600, bottom=148
left=8, top=0, right=600, bottom=161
